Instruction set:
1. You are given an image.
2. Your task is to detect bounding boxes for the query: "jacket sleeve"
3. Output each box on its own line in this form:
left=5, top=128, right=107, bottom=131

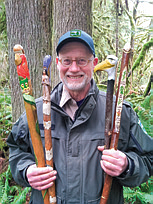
left=7, top=112, right=35, bottom=187
left=117, top=102, right=153, bottom=187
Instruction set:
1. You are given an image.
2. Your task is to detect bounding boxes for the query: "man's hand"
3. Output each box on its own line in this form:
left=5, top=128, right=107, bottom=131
left=26, top=164, right=57, bottom=190
left=97, top=146, right=128, bottom=177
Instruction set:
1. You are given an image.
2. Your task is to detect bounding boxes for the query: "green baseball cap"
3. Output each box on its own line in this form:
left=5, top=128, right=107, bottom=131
left=56, top=29, right=95, bottom=57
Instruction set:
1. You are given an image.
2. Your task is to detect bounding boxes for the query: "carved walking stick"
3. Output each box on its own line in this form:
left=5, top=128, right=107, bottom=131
left=13, top=44, right=50, bottom=204
left=42, top=55, right=56, bottom=204
left=94, top=55, right=118, bottom=149
left=94, top=55, right=117, bottom=204
left=99, top=44, right=131, bottom=204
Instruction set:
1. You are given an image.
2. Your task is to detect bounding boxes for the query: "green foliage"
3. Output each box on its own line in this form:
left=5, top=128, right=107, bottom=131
left=0, top=0, right=6, bottom=36
left=0, top=0, right=8, bottom=86
left=93, top=0, right=152, bottom=98
left=0, top=86, right=12, bottom=154
left=93, top=0, right=131, bottom=60
left=0, top=165, right=31, bottom=204
left=137, top=95, right=153, bottom=137
left=124, top=177, right=153, bottom=204
left=0, top=87, right=12, bottom=133
left=93, top=0, right=153, bottom=139
left=93, top=0, right=118, bottom=60
left=126, top=88, right=153, bottom=137
left=0, top=0, right=7, bottom=52
left=132, top=38, right=153, bottom=72
left=0, top=165, right=12, bottom=203
left=11, top=187, right=31, bottom=204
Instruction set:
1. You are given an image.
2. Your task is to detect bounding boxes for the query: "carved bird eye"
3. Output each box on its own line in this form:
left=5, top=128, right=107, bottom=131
left=25, top=82, right=28, bottom=87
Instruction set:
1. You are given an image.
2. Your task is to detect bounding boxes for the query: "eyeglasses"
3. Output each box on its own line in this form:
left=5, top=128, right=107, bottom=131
left=58, top=57, right=94, bottom=68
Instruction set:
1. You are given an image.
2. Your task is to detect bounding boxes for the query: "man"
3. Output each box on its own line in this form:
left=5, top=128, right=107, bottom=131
left=7, top=29, right=153, bottom=204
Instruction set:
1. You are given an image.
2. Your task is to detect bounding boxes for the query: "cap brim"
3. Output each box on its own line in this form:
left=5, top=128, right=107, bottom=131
left=56, top=37, right=93, bottom=56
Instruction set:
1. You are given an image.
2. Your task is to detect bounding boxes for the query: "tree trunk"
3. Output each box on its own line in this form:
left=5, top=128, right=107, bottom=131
left=51, top=0, right=93, bottom=88
left=5, top=0, right=52, bottom=122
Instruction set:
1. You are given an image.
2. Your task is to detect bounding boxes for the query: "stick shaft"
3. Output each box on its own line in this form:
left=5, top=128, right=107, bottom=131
left=105, top=79, right=115, bottom=149
left=111, top=47, right=131, bottom=149
left=100, top=80, right=115, bottom=204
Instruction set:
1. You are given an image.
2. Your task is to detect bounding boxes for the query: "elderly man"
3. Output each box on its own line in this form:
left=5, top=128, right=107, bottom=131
left=7, top=29, right=153, bottom=204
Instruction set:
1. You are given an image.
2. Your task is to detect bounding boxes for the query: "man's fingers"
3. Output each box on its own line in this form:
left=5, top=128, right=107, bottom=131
left=30, top=175, right=56, bottom=190
left=97, top=146, right=105, bottom=152
left=99, top=148, right=128, bottom=176
left=32, top=181, right=54, bottom=191
left=28, top=170, right=57, bottom=182
left=26, top=164, right=57, bottom=190
left=100, top=160, right=121, bottom=177
left=27, top=165, right=53, bottom=176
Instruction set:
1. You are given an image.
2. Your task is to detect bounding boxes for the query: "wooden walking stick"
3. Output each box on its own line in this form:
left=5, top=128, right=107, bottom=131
left=42, top=55, right=56, bottom=204
left=99, top=43, right=131, bottom=204
left=94, top=55, right=117, bottom=204
left=13, top=44, right=50, bottom=204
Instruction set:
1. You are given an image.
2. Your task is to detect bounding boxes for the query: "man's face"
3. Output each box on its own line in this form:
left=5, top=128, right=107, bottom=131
left=56, top=42, right=98, bottom=95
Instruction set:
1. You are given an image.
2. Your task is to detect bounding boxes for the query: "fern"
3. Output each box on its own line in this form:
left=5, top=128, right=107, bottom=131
left=126, top=89, right=153, bottom=137
left=0, top=165, right=13, bottom=203
left=0, top=165, right=31, bottom=204
left=0, top=174, right=5, bottom=199
left=11, top=187, right=31, bottom=204
left=124, top=177, right=153, bottom=204
left=137, top=94, right=153, bottom=137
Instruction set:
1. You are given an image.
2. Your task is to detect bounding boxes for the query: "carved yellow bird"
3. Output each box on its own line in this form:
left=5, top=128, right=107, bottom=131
left=94, top=55, right=118, bottom=80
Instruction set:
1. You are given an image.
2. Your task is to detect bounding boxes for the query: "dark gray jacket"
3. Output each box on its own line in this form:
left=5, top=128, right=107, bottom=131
left=7, top=80, right=153, bottom=204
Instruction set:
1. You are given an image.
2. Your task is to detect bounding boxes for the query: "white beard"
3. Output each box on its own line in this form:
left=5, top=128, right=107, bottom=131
left=62, top=72, right=92, bottom=91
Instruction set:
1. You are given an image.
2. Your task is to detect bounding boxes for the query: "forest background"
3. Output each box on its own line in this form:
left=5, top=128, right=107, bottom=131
left=0, top=0, right=153, bottom=203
